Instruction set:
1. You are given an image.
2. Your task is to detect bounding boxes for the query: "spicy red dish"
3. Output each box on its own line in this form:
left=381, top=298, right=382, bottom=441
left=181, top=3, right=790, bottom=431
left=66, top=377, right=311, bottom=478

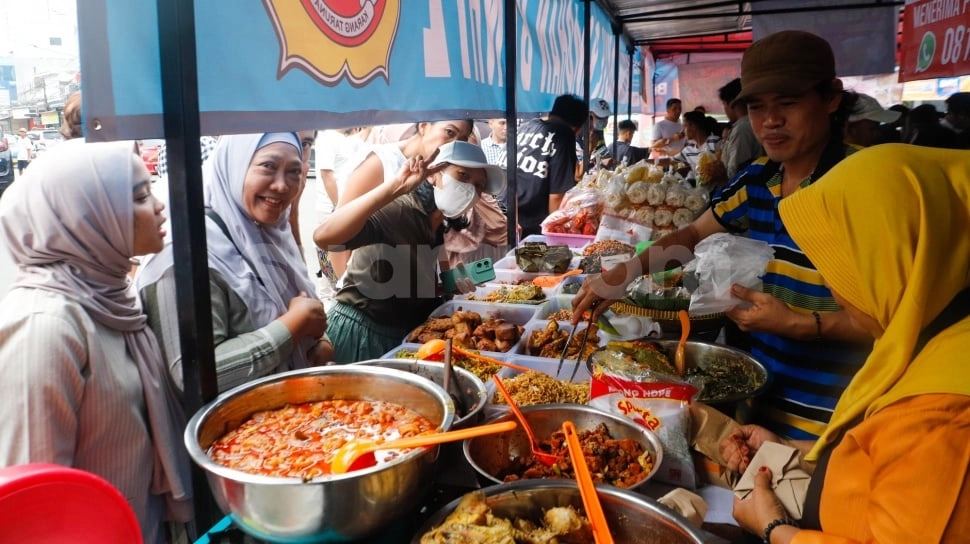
left=208, top=399, right=436, bottom=479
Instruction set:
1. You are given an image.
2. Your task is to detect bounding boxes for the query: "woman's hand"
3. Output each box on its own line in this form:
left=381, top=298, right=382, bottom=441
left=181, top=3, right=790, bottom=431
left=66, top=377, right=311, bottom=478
left=307, top=338, right=335, bottom=366
left=719, top=424, right=783, bottom=473
left=733, top=467, right=791, bottom=537
left=570, top=258, right=640, bottom=325
left=388, top=149, right=444, bottom=197
left=726, top=284, right=798, bottom=336
left=280, top=291, right=327, bottom=340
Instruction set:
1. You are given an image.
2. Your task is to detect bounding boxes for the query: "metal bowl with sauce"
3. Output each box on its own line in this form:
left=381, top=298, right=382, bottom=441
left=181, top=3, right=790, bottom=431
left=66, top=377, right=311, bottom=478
left=184, top=366, right=455, bottom=543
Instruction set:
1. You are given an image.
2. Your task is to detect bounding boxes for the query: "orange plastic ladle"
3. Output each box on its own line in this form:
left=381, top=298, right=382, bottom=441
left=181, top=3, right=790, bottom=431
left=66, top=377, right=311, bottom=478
left=329, top=420, right=517, bottom=474
left=674, top=310, right=690, bottom=376
left=532, top=268, right=583, bottom=288
left=416, top=339, right=532, bottom=373
left=563, top=421, right=614, bottom=544
left=493, top=375, right=559, bottom=467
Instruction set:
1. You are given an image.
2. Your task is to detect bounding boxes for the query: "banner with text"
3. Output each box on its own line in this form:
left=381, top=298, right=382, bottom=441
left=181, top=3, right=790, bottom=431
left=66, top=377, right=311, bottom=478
left=752, top=0, right=898, bottom=77
left=899, top=0, right=970, bottom=82
left=78, top=0, right=629, bottom=141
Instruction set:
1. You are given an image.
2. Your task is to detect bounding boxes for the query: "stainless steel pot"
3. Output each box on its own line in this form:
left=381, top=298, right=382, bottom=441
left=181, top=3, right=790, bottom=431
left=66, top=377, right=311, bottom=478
left=350, top=358, right=488, bottom=428
left=411, top=479, right=719, bottom=543
left=184, top=366, right=455, bottom=543
left=463, top=403, right=663, bottom=490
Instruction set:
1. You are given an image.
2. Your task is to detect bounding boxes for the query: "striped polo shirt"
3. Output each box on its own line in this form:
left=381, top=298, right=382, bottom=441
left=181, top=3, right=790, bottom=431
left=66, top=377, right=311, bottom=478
left=711, top=146, right=871, bottom=440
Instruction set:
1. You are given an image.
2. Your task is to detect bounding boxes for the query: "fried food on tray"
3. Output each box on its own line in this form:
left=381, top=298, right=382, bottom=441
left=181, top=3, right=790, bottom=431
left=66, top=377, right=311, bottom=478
left=419, top=490, right=592, bottom=544
left=490, top=370, right=590, bottom=406
left=407, top=309, right=523, bottom=353
left=526, top=321, right=600, bottom=359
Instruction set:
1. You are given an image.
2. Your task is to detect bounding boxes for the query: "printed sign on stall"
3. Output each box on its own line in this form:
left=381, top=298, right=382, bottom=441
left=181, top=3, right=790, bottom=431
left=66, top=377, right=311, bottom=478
left=79, top=0, right=630, bottom=141
left=899, top=0, right=970, bottom=82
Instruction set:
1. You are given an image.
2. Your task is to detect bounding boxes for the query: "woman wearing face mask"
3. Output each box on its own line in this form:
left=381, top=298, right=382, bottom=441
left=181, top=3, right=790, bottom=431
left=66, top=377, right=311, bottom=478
left=314, top=141, right=506, bottom=362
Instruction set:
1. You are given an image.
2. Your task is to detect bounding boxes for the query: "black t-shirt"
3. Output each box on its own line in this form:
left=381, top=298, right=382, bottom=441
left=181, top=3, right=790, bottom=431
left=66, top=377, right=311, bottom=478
left=607, top=141, right=648, bottom=166
left=514, top=117, right=577, bottom=232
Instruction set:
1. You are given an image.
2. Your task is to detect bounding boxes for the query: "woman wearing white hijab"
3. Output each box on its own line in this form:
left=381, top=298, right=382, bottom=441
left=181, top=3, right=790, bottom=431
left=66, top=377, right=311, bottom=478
left=0, top=139, right=192, bottom=544
left=137, top=133, right=332, bottom=393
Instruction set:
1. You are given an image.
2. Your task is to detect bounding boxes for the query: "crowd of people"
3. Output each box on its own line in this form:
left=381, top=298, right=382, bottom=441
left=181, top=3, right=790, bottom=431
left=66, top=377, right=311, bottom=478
left=0, top=27, right=967, bottom=544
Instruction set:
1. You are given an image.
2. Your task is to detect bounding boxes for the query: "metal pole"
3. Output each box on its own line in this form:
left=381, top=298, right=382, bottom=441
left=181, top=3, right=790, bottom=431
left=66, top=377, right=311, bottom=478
left=612, top=26, right=619, bottom=152
left=582, top=0, right=591, bottom=172
left=155, top=0, right=220, bottom=534
left=627, top=47, right=634, bottom=119
left=503, top=0, right=517, bottom=246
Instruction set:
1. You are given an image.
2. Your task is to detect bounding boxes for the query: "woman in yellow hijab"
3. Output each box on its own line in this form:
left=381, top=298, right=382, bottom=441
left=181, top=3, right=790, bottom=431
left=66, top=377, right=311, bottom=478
left=730, top=143, right=970, bottom=543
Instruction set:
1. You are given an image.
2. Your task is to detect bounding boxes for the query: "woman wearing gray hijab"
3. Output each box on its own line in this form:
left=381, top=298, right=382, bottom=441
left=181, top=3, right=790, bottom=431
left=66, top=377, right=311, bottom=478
left=137, top=133, right=332, bottom=393
left=0, top=139, right=192, bottom=544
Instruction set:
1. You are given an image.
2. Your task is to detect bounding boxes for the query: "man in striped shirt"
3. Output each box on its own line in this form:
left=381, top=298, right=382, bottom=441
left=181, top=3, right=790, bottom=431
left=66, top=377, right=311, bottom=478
left=573, top=30, right=873, bottom=441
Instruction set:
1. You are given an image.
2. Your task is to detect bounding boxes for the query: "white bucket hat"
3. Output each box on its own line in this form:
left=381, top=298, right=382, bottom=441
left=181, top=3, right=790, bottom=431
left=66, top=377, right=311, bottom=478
left=849, top=93, right=901, bottom=124
left=430, top=141, right=507, bottom=195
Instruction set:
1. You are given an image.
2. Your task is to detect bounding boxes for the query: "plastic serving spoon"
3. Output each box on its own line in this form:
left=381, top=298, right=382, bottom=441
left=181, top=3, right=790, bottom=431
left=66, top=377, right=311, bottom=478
left=416, top=339, right=533, bottom=373
left=329, top=420, right=518, bottom=474
left=532, top=268, right=583, bottom=288
left=674, top=310, right=690, bottom=376
left=562, top=421, right=614, bottom=544
left=492, top=375, right=560, bottom=467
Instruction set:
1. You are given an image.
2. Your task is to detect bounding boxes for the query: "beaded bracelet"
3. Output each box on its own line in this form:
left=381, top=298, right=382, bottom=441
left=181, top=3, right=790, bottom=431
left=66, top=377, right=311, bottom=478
left=764, top=517, right=798, bottom=543
left=812, top=311, right=822, bottom=341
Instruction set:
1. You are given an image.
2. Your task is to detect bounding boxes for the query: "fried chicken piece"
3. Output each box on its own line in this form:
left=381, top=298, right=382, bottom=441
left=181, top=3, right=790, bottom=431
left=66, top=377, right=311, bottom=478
left=417, top=331, right=444, bottom=344
left=428, top=317, right=455, bottom=332
left=528, top=320, right=559, bottom=353
left=475, top=338, right=498, bottom=352
left=494, top=322, right=519, bottom=341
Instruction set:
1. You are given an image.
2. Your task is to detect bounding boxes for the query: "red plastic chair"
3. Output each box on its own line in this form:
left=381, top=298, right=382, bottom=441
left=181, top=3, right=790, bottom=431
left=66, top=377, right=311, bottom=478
left=0, top=463, right=143, bottom=543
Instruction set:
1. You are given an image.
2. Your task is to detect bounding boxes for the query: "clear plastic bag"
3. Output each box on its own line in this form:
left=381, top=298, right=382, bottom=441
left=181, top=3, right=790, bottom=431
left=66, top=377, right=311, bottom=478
left=683, top=233, right=774, bottom=315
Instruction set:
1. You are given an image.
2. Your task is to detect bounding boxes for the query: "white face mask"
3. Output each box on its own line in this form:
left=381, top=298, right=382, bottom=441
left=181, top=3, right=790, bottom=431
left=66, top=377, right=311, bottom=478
left=433, top=172, right=478, bottom=218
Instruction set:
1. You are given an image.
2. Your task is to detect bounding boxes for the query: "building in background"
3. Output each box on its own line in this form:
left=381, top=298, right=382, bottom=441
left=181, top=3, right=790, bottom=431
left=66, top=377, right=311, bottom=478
left=0, top=0, right=80, bottom=133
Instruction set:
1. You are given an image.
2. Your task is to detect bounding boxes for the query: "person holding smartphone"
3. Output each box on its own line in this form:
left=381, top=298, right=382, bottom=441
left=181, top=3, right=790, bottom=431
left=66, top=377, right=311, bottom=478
left=314, top=141, right=505, bottom=362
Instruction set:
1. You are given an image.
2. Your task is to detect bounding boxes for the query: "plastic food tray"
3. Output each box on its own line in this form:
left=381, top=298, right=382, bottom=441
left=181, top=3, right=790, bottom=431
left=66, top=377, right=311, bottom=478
left=540, top=230, right=595, bottom=248
left=460, top=282, right=554, bottom=305
left=404, top=300, right=537, bottom=353
left=498, top=352, right=592, bottom=383
left=515, top=319, right=609, bottom=360
left=380, top=343, right=502, bottom=397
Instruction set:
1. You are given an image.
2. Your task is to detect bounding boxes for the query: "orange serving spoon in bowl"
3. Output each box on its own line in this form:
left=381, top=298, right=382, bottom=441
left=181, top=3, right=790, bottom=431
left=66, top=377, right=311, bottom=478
left=492, top=375, right=560, bottom=467
left=562, top=420, right=614, bottom=544
left=329, top=420, right=518, bottom=474
left=674, top=309, right=690, bottom=376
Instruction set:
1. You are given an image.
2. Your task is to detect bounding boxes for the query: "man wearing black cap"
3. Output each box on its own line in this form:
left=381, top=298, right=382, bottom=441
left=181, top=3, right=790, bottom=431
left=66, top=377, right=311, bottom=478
left=574, top=30, right=872, bottom=442
left=942, top=92, right=970, bottom=148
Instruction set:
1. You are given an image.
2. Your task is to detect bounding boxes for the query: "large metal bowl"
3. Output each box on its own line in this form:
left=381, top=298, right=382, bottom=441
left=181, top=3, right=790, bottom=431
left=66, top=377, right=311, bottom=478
left=184, top=366, right=455, bottom=543
left=589, top=340, right=770, bottom=421
left=463, top=404, right=663, bottom=490
left=411, top=480, right=718, bottom=543
left=350, top=358, right=488, bottom=428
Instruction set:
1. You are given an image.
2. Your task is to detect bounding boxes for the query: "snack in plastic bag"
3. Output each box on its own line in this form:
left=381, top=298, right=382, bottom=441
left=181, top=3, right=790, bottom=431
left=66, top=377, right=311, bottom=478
left=672, top=207, right=694, bottom=228
left=696, top=152, right=728, bottom=187
left=664, top=184, right=688, bottom=208
left=626, top=181, right=650, bottom=205
left=645, top=183, right=667, bottom=206
left=653, top=207, right=673, bottom=227
left=593, top=215, right=652, bottom=246
left=589, top=341, right=700, bottom=488
left=604, top=183, right=628, bottom=211
left=683, top=233, right=775, bottom=314
left=684, top=187, right=709, bottom=213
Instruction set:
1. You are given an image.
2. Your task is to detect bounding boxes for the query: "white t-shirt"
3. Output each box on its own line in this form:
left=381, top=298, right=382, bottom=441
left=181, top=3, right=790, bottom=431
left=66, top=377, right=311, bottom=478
left=313, top=131, right=368, bottom=219
left=650, top=119, right=685, bottom=155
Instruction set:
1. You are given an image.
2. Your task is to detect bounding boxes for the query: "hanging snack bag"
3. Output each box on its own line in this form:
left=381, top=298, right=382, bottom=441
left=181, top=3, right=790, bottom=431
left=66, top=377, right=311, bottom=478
left=588, top=341, right=699, bottom=488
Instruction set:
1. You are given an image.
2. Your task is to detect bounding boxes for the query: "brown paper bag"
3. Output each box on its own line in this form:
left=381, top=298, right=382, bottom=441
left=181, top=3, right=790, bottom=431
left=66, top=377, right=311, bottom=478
left=733, top=442, right=811, bottom=520
left=689, top=403, right=741, bottom=489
